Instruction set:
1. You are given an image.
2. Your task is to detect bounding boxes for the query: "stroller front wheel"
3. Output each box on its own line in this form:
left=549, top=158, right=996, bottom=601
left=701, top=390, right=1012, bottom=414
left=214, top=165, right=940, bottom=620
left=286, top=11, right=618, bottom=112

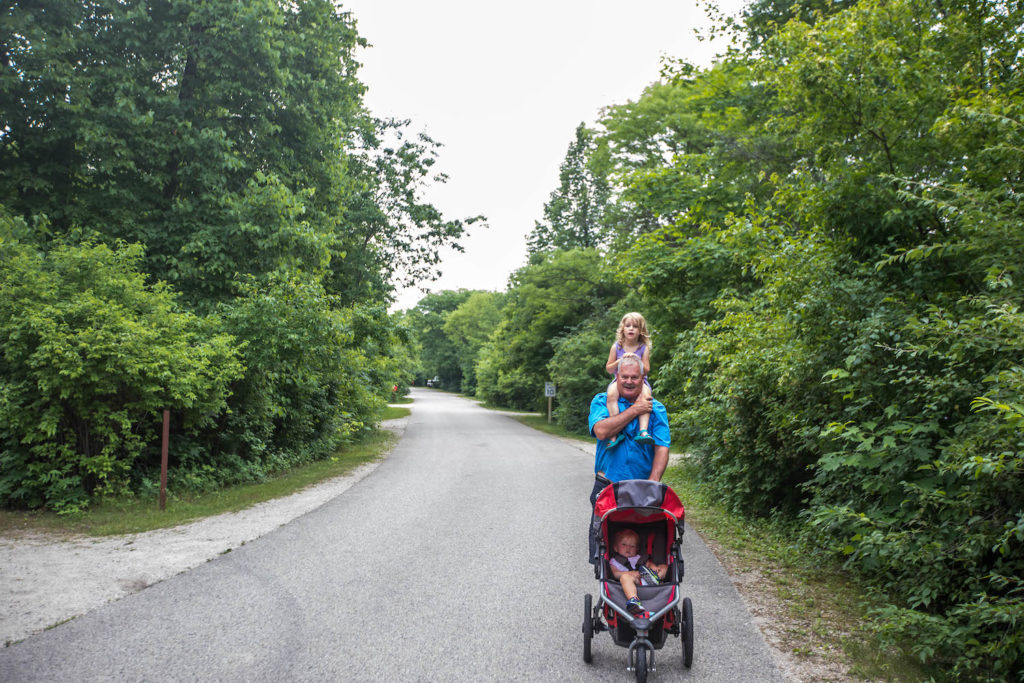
left=634, top=646, right=648, bottom=683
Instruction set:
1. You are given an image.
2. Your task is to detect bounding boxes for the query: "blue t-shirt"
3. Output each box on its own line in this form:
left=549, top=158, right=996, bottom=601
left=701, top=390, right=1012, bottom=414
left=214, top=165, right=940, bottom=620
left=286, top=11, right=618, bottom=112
left=588, top=393, right=670, bottom=482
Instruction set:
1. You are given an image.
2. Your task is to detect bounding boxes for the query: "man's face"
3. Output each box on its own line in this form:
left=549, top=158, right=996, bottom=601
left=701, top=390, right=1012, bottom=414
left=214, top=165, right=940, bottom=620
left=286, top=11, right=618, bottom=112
left=617, top=363, right=643, bottom=401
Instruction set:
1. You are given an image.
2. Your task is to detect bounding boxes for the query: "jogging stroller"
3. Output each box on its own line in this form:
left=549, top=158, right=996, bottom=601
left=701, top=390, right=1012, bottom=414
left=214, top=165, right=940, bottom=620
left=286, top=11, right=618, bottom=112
left=583, top=479, right=694, bottom=682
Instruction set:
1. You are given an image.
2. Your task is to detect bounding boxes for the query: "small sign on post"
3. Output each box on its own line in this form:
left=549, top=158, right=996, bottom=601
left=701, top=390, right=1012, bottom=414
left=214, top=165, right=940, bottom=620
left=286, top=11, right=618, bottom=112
left=544, top=382, right=556, bottom=423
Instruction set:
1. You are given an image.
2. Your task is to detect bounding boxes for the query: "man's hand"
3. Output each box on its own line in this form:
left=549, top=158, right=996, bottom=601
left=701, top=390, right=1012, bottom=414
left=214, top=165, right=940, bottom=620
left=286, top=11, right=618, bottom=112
left=630, top=395, right=653, bottom=416
left=594, top=395, right=655, bottom=442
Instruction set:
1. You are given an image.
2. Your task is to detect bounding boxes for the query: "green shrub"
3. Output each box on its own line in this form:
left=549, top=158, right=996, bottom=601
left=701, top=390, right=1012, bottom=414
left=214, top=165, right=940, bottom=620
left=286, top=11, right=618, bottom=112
left=0, top=218, right=242, bottom=512
left=549, top=305, right=641, bottom=435
left=210, top=275, right=384, bottom=478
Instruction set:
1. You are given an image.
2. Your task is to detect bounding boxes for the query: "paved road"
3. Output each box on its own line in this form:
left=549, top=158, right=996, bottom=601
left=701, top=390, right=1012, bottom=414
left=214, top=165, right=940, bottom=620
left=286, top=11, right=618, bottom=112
left=0, top=389, right=784, bottom=682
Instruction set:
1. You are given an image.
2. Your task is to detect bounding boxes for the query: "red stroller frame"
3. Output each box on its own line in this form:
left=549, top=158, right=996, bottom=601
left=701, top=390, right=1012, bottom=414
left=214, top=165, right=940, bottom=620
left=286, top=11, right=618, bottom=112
left=583, top=479, right=694, bottom=682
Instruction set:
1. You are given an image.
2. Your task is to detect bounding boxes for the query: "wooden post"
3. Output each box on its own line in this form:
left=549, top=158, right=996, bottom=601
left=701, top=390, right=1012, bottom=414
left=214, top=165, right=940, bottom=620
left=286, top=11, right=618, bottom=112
left=160, top=409, right=169, bottom=511
left=547, top=396, right=552, bottom=423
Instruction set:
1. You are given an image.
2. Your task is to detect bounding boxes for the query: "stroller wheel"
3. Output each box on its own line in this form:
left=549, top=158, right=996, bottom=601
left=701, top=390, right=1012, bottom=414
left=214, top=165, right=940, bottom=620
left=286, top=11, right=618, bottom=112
left=583, top=593, right=593, bottom=663
left=634, top=646, right=648, bottom=683
left=682, top=597, right=694, bottom=668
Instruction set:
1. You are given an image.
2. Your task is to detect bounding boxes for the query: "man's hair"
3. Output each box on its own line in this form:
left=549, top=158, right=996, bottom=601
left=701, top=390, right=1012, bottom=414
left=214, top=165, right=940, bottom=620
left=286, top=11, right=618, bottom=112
left=617, top=354, right=643, bottom=373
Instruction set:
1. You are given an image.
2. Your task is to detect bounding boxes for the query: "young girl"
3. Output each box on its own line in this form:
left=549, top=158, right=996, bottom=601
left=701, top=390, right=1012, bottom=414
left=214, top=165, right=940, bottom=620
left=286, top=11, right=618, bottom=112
left=605, top=312, right=655, bottom=447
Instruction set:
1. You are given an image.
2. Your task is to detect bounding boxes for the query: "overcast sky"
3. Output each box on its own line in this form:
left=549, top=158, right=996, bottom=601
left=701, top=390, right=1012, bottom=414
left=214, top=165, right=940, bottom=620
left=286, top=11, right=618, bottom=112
left=339, top=0, right=746, bottom=311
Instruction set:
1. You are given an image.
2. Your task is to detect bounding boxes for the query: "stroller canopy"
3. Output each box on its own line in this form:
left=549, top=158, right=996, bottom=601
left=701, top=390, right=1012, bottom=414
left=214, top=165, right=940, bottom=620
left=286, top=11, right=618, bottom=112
left=593, top=479, right=685, bottom=523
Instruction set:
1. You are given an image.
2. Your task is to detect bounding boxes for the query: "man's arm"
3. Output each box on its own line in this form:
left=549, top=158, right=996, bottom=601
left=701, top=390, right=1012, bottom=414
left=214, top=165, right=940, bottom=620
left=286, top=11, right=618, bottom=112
left=592, top=396, right=653, bottom=441
left=647, top=445, right=669, bottom=481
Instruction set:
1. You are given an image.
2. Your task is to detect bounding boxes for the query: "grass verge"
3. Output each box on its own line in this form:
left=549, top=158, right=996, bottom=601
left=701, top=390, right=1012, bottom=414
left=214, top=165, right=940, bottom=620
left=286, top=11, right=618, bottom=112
left=0, top=428, right=396, bottom=538
left=511, top=414, right=591, bottom=442
left=662, top=458, right=933, bottom=682
left=382, top=405, right=411, bottom=420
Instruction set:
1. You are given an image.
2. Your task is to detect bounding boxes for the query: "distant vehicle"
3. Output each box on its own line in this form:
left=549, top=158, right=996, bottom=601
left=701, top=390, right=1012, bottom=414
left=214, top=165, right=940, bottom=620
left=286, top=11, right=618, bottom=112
left=426, top=376, right=440, bottom=388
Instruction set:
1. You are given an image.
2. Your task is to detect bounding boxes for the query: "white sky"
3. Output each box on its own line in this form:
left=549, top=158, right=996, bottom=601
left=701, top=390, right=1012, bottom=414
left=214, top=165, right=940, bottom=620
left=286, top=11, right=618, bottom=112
left=339, top=0, right=747, bottom=311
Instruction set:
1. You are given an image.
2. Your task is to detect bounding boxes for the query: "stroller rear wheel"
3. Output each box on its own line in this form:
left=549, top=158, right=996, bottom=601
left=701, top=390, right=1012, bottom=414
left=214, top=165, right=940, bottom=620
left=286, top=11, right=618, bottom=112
left=682, top=597, right=694, bottom=668
left=583, top=593, right=593, bottom=663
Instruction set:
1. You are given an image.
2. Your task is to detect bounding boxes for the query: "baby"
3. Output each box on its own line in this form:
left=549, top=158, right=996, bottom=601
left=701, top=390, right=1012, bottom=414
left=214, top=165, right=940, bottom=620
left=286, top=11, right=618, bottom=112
left=608, top=529, right=668, bottom=615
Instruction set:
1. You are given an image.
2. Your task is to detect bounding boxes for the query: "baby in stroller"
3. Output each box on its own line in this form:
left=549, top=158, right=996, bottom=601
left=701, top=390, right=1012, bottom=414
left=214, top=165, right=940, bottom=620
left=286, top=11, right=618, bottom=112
left=608, top=529, right=668, bottom=615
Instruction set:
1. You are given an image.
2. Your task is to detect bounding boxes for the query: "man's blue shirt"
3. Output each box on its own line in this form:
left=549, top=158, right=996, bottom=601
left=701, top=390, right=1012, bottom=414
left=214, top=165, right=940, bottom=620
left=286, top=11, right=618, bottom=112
left=588, top=393, right=670, bottom=482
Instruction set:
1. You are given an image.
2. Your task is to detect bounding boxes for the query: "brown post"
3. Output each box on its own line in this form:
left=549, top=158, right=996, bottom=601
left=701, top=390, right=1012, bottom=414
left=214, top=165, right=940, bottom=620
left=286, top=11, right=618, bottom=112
left=160, top=409, right=169, bottom=511
left=547, top=396, right=552, bottom=423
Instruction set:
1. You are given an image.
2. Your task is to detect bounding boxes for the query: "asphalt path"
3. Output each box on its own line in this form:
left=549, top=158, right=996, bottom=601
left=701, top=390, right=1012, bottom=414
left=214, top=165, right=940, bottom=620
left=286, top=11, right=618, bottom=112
left=0, top=389, right=784, bottom=682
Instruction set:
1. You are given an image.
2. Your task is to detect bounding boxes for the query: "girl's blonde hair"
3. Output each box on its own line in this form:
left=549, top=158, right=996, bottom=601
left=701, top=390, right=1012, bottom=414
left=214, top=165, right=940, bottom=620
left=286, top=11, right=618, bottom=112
left=616, top=312, right=652, bottom=349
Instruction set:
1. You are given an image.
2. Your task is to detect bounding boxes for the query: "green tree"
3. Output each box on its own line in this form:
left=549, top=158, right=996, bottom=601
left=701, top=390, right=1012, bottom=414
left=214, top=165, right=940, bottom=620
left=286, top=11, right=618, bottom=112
left=476, top=249, right=625, bottom=411
left=406, top=289, right=476, bottom=390
left=527, top=123, right=611, bottom=253
left=443, top=291, right=505, bottom=393
left=0, top=0, right=471, bottom=508
left=663, top=0, right=1024, bottom=674
left=332, top=119, right=485, bottom=305
left=0, top=0, right=365, bottom=302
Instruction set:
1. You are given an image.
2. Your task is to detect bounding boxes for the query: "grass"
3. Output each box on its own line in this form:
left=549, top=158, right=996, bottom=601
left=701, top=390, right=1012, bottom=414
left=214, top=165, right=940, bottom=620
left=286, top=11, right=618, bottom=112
left=0, top=429, right=396, bottom=538
left=511, top=413, right=592, bottom=442
left=661, top=458, right=934, bottom=682
left=382, top=405, right=411, bottom=420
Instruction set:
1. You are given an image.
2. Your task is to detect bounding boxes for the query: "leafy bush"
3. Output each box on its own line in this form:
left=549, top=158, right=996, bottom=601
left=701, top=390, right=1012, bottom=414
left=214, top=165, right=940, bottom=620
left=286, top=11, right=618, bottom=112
left=207, top=275, right=385, bottom=481
left=0, top=218, right=242, bottom=512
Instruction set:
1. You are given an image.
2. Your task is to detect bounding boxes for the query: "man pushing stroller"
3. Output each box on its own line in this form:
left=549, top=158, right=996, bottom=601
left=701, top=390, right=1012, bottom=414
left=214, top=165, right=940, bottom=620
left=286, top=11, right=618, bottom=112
left=588, top=353, right=671, bottom=562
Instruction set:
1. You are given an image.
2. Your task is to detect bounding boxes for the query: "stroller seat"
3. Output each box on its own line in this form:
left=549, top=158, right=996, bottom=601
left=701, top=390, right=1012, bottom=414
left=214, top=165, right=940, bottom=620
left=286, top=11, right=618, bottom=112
left=603, top=581, right=678, bottom=614
left=602, top=522, right=677, bottom=614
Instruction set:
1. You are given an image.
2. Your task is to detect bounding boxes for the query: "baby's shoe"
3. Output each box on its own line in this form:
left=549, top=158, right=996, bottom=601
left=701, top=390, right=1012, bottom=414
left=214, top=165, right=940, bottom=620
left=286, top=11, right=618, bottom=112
left=626, top=597, right=645, bottom=615
left=639, top=565, right=660, bottom=585
left=635, top=429, right=654, bottom=445
left=607, top=433, right=625, bottom=448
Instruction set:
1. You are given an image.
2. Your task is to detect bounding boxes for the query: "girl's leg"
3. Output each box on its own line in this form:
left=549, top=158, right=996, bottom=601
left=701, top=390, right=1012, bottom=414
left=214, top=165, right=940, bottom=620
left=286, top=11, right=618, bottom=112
left=606, top=381, right=626, bottom=447
left=635, top=385, right=654, bottom=443
left=606, top=380, right=620, bottom=416
left=641, top=384, right=652, bottom=429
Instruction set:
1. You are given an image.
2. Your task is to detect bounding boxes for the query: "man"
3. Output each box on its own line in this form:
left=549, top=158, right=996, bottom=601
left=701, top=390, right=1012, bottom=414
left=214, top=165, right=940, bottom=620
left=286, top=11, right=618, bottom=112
left=588, top=354, right=671, bottom=562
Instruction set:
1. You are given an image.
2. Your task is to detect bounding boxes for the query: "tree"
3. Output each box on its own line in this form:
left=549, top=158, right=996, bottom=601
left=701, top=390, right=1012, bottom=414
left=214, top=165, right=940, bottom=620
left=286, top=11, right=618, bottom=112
left=330, top=119, right=485, bottom=305
left=406, top=290, right=476, bottom=390
left=0, top=0, right=470, bottom=509
left=443, top=291, right=505, bottom=393
left=0, top=0, right=365, bottom=302
left=476, top=249, right=625, bottom=410
left=527, top=123, right=611, bottom=253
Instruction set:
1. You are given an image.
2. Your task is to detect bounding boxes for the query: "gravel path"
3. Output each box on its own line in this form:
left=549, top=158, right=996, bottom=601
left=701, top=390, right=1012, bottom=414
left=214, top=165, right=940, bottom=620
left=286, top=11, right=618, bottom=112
left=0, top=419, right=404, bottom=647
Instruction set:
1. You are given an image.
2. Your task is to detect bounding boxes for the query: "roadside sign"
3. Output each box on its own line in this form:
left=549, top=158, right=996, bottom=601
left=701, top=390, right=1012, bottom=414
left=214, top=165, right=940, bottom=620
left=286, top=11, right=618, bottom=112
left=544, top=382, right=556, bottom=397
